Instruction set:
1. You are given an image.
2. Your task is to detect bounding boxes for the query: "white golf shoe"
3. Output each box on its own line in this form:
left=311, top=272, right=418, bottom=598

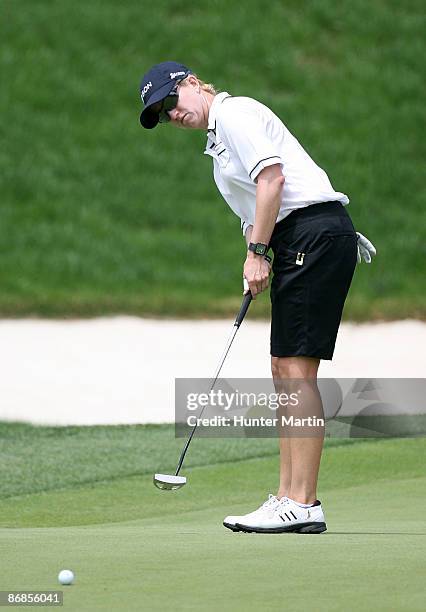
left=223, top=494, right=282, bottom=532
left=235, top=497, right=327, bottom=534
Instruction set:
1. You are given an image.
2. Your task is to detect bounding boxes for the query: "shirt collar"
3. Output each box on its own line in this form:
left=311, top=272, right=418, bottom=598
left=207, top=92, right=232, bottom=132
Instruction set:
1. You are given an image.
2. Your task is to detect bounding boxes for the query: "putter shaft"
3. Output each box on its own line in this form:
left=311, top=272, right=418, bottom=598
left=174, top=292, right=252, bottom=476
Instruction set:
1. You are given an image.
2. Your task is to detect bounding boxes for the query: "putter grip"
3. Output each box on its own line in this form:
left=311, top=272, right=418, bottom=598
left=234, top=291, right=252, bottom=327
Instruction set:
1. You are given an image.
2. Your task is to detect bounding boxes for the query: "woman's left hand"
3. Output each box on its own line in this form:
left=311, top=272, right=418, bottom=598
left=243, top=255, right=271, bottom=298
left=356, top=232, right=377, bottom=263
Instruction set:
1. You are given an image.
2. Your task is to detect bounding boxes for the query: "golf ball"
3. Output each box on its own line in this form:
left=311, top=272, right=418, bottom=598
left=58, top=569, right=74, bottom=585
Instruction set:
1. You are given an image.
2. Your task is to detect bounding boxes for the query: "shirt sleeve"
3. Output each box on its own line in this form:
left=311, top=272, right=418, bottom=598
left=217, top=104, right=283, bottom=183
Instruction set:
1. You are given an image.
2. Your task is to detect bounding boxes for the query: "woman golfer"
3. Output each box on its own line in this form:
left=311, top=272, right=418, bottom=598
left=139, top=61, right=376, bottom=533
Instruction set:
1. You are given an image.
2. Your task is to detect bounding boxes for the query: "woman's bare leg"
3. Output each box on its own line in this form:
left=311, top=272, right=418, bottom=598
left=271, top=356, right=323, bottom=504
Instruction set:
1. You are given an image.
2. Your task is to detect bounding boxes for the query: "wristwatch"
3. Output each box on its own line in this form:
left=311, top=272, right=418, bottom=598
left=248, top=242, right=268, bottom=256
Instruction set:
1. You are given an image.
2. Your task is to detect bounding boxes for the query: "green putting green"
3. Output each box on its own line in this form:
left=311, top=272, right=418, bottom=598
left=1, top=437, right=425, bottom=610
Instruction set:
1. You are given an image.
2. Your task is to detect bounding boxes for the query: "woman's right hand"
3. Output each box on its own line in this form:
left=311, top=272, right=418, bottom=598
left=243, top=254, right=271, bottom=298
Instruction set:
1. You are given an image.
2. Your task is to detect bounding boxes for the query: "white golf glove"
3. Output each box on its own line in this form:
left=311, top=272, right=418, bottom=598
left=356, top=232, right=376, bottom=263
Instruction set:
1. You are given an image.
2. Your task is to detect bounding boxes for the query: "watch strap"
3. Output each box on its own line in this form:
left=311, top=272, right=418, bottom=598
left=248, top=242, right=268, bottom=256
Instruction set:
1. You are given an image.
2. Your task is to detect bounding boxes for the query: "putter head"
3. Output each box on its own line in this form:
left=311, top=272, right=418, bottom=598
left=153, top=473, right=187, bottom=490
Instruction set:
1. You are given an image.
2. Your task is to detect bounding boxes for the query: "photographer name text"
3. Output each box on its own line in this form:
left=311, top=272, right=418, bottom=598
left=186, top=415, right=325, bottom=427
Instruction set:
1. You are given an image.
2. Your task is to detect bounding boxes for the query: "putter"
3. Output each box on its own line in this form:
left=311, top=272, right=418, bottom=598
left=153, top=290, right=253, bottom=490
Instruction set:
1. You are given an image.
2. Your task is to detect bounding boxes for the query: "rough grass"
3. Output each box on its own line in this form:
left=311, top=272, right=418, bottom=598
left=1, top=0, right=425, bottom=319
left=0, top=421, right=361, bottom=499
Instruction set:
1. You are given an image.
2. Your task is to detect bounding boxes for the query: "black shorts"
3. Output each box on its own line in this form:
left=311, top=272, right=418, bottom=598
left=269, top=201, right=357, bottom=360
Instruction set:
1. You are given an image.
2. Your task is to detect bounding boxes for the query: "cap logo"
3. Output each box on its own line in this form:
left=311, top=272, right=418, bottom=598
left=141, top=81, right=153, bottom=102
left=170, top=71, right=186, bottom=79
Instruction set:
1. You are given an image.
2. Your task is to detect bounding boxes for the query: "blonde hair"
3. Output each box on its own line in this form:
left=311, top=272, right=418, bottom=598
left=180, top=74, right=218, bottom=95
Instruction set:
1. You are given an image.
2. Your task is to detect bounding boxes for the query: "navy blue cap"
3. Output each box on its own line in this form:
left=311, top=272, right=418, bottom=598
left=139, top=61, right=192, bottom=129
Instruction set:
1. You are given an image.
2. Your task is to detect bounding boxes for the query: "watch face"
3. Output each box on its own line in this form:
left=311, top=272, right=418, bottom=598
left=255, top=244, right=266, bottom=255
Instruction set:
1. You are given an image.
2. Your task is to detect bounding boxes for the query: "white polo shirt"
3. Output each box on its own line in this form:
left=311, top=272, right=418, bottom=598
left=204, top=92, right=349, bottom=235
